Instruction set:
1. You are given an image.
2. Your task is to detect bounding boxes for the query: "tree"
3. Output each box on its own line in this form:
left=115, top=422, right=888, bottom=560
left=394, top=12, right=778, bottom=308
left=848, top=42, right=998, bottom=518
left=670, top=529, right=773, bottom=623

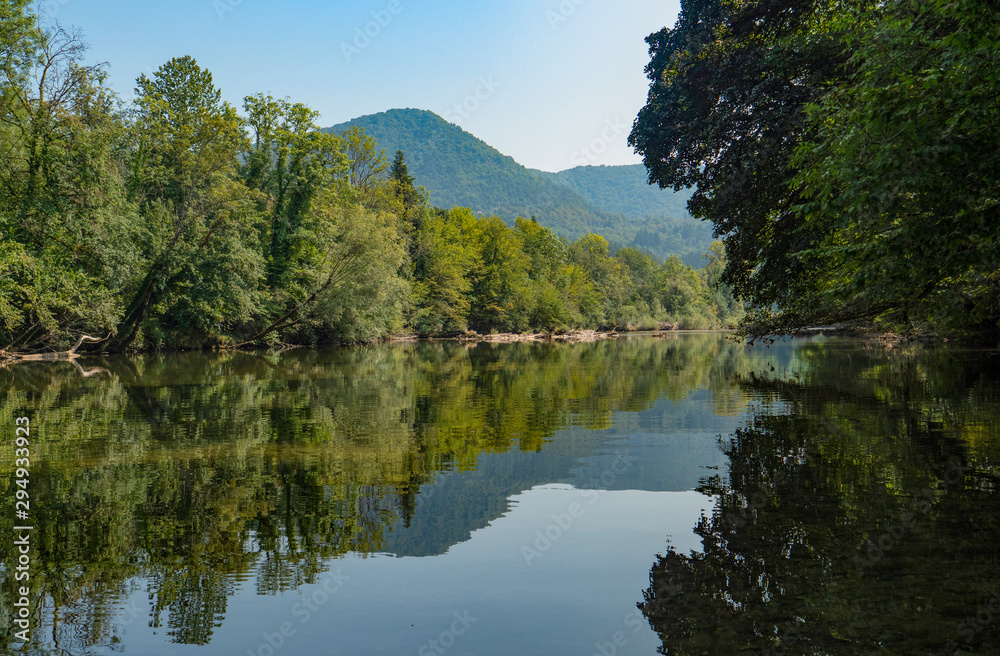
left=701, top=241, right=743, bottom=326
left=659, top=255, right=713, bottom=328
left=389, top=149, right=420, bottom=209
left=468, top=215, right=531, bottom=333
left=241, top=93, right=347, bottom=286
left=631, top=0, right=1000, bottom=342
left=568, top=233, right=632, bottom=328
left=0, top=9, right=137, bottom=352
left=257, top=195, right=409, bottom=344
left=785, top=0, right=1000, bottom=340
left=629, top=0, right=867, bottom=334
left=411, top=207, right=479, bottom=335
left=341, top=126, right=387, bottom=209
left=515, top=217, right=573, bottom=331
left=118, top=56, right=264, bottom=349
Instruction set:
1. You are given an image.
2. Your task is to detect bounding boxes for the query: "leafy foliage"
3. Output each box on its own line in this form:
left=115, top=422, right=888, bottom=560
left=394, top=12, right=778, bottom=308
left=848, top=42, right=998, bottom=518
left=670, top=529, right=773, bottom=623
left=631, top=0, right=1000, bottom=342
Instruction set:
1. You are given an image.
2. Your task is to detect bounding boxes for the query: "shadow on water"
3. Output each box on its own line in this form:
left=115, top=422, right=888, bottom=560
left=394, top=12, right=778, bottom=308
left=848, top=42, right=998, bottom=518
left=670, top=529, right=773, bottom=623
left=640, top=341, right=1000, bottom=655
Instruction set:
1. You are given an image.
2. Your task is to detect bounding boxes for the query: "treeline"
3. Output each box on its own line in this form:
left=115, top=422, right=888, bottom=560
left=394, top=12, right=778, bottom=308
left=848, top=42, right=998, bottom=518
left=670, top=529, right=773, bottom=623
left=0, top=4, right=738, bottom=353
left=409, top=208, right=740, bottom=336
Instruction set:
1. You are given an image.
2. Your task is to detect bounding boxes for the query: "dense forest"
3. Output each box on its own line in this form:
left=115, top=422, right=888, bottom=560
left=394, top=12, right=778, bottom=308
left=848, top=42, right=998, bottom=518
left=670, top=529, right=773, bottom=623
left=329, top=109, right=715, bottom=266
left=0, top=2, right=739, bottom=354
left=630, top=0, right=1000, bottom=343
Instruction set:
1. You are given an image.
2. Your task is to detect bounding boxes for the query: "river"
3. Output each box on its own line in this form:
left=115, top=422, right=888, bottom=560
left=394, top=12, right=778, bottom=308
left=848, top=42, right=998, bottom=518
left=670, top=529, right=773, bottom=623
left=2, top=334, right=998, bottom=655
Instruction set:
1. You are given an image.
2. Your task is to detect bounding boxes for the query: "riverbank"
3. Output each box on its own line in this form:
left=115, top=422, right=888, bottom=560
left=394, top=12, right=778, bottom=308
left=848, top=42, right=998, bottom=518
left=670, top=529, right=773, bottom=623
left=390, top=327, right=736, bottom=344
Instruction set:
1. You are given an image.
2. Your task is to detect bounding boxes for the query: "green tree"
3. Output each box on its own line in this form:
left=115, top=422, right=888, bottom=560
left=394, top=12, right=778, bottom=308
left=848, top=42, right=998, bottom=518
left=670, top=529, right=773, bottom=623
left=468, top=215, right=532, bottom=333
left=389, top=149, right=420, bottom=210
left=658, top=255, right=714, bottom=329
left=514, top=217, right=573, bottom=330
left=568, top=233, right=632, bottom=328
left=631, top=0, right=999, bottom=342
left=240, top=193, right=409, bottom=345
left=341, top=126, right=387, bottom=209
left=701, top=241, right=743, bottom=327
left=411, top=207, right=479, bottom=335
left=784, top=0, right=1000, bottom=340
left=241, top=93, right=347, bottom=286
left=0, top=12, right=137, bottom=352
left=118, top=56, right=264, bottom=349
left=629, top=0, right=866, bottom=334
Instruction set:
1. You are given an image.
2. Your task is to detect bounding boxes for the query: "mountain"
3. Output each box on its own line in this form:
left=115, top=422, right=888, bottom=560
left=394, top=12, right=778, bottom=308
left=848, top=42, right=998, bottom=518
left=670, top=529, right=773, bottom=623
left=327, top=109, right=713, bottom=265
left=531, top=164, right=693, bottom=222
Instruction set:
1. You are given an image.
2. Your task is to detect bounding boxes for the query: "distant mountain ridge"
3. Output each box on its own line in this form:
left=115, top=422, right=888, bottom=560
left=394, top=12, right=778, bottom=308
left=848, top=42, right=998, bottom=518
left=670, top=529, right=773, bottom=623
left=531, top=164, right=692, bottom=222
left=327, top=109, right=713, bottom=264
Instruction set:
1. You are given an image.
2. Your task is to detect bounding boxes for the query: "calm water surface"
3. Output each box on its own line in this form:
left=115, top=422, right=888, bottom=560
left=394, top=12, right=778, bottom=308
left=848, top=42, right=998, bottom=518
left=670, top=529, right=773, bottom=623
left=1, top=334, right=999, bottom=655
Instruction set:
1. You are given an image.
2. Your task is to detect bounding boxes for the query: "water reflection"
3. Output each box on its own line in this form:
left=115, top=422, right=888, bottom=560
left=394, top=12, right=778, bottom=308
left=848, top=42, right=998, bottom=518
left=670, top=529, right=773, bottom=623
left=4, top=336, right=998, bottom=655
left=1, top=335, right=754, bottom=651
left=641, top=341, right=1000, bottom=655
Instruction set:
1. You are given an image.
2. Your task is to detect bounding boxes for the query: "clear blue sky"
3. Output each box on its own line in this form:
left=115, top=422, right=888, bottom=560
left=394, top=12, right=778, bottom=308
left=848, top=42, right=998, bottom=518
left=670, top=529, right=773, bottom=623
left=45, top=0, right=681, bottom=172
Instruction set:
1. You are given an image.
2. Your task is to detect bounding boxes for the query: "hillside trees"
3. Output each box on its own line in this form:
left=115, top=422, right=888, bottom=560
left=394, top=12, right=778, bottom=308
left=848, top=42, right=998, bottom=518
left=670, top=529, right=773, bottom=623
left=0, top=2, right=742, bottom=351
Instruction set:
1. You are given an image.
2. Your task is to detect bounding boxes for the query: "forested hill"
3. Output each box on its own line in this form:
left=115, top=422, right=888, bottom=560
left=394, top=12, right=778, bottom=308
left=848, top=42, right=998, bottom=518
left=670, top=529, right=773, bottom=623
left=532, top=164, right=711, bottom=264
left=327, top=109, right=711, bottom=265
left=531, top=164, right=692, bottom=223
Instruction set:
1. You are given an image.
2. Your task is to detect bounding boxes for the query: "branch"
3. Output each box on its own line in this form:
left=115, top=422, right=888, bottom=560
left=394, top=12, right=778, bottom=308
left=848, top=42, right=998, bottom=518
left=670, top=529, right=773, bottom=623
left=2, top=334, right=109, bottom=362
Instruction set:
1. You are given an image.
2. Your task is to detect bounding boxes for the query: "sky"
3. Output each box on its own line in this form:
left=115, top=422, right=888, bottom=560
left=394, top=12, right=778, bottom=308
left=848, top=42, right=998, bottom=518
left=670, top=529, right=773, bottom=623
left=43, top=0, right=682, bottom=173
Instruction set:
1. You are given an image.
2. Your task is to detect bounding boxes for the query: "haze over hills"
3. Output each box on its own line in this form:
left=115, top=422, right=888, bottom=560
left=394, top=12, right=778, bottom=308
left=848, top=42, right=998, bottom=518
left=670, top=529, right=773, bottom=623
left=327, top=109, right=714, bottom=265
left=531, top=164, right=692, bottom=224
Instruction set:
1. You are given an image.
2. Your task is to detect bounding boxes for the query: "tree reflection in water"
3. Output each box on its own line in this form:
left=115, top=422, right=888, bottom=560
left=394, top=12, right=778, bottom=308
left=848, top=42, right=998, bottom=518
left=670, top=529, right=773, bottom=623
left=0, top=335, right=751, bottom=651
left=641, top=342, right=1000, bottom=655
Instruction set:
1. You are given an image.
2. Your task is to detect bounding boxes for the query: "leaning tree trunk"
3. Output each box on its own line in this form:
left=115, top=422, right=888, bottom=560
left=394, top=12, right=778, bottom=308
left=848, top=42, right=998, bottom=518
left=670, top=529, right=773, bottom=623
left=1, top=335, right=107, bottom=362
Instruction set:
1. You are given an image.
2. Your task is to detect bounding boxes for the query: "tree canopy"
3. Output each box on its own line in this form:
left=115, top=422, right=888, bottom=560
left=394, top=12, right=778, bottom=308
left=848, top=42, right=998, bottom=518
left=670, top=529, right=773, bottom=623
left=630, top=0, right=1000, bottom=342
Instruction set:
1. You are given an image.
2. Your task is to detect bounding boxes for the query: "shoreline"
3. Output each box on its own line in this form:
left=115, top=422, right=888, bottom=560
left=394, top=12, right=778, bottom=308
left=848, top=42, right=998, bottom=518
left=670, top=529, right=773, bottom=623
left=10, top=327, right=977, bottom=361
left=390, top=328, right=736, bottom=344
